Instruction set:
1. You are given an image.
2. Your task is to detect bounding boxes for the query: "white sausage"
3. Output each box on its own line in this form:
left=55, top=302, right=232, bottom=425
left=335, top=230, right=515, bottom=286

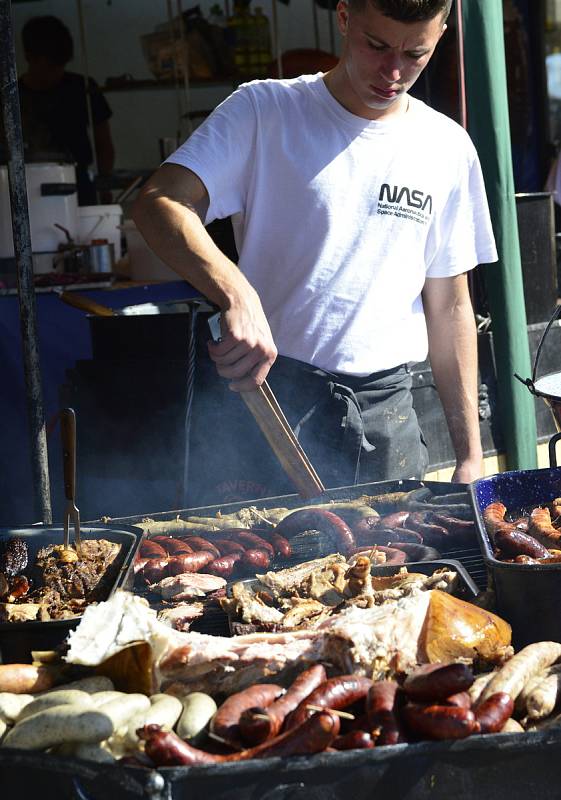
left=17, top=690, right=93, bottom=722
left=480, top=642, right=561, bottom=702
left=2, top=706, right=114, bottom=750
left=0, top=693, right=34, bottom=723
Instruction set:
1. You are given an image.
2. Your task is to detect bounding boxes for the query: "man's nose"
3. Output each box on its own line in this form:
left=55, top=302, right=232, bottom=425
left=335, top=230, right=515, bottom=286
left=380, top=53, right=402, bottom=82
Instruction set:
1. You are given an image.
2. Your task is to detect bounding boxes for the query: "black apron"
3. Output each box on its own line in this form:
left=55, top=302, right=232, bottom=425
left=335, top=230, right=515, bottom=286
left=188, top=354, right=428, bottom=506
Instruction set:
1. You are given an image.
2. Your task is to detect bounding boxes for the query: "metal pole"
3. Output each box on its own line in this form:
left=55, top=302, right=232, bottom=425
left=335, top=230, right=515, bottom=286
left=463, top=0, right=537, bottom=470
left=455, top=0, right=468, bottom=129
left=0, top=0, right=52, bottom=523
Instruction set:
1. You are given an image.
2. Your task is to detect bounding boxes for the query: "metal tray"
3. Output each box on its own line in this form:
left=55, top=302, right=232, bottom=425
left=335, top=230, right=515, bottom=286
left=1, top=726, right=561, bottom=800
left=224, top=559, right=479, bottom=634
left=0, top=523, right=144, bottom=663
left=469, top=467, right=561, bottom=647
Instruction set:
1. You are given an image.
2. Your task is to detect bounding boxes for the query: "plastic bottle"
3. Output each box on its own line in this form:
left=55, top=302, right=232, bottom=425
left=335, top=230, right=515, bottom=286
left=228, top=1, right=253, bottom=76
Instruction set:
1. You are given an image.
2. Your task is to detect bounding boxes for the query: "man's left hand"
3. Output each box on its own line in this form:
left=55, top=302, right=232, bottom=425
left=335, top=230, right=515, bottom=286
left=450, top=456, right=484, bottom=484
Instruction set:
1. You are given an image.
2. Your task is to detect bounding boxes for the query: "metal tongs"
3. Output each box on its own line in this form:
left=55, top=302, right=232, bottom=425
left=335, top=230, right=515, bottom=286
left=60, top=408, right=81, bottom=553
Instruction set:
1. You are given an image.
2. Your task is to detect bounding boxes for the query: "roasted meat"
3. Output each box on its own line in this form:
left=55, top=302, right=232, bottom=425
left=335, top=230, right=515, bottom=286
left=33, top=539, right=121, bottom=604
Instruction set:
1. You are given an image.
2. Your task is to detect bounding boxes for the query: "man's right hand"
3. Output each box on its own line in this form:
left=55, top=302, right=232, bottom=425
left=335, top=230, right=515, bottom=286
left=207, top=293, right=277, bottom=392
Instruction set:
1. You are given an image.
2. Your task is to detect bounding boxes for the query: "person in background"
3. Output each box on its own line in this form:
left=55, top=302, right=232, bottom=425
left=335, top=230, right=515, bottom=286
left=132, top=0, right=498, bottom=502
left=16, top=15, right=114, bottom=205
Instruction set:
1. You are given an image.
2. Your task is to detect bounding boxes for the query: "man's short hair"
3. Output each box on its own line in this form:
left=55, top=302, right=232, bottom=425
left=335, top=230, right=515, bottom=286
left=22, top=16, right=74, bottom=66
left=347, top=0, right=453, bottom=22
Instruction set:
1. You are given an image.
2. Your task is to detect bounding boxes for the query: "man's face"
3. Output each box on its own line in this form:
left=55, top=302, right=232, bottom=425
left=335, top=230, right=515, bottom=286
left=335, top=1, right=447, bottom=118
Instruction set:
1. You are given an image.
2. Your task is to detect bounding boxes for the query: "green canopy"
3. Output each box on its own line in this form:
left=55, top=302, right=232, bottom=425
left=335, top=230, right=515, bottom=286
left=463, top=0, right=538, bottom=470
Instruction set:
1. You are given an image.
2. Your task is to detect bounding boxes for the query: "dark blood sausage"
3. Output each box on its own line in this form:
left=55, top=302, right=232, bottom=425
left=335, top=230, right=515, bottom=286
left=494, top=528, right=550, bottom=560
left=212, top=539, right=246, bottom=556
left=429, top=514, right=476, bottom=541
left=378, top=511, right=411, bottom=528
left=286, top=675, right=372, bottom=730
left=206, top=553, right=243, bottom=578
left=225, top=531, right=275, bottom=558
left=388, top=542, right=441, bottom=562
left=142, top=558, right=170, bottom=583
left=402, top=703, right=478, bottom=740
left=139, top=712, right=340, bottom=766
left=167, top=551, right=215, bottom=575
left=239, top=664, right=327, bottom=746
left=332, top=730, right=374, bottom=751
left=210, top=684, right=287, bottom=745
left=275, top=510, right=356, bottom=555
left=403, top=663, right=474, bottom=701
left=140, top=540, right=168, bottom=560
left=405, top=516, right=450, bottom=547
left=253, top=530, right=293, bottom=558
left=183, top=537, right=221, bottom=559
left=157, top=538, right=194, bottom=556
left=366, top=681, right=404, bottom=746
left=354, top=527, right=422, bottom=546
left=474, top=692, right=514, bottom=734
left=240, top=549, right=271, bottom=570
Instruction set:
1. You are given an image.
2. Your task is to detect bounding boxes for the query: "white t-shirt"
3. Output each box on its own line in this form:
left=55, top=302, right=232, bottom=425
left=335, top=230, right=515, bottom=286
left=167, top=73, right=498, bottom=376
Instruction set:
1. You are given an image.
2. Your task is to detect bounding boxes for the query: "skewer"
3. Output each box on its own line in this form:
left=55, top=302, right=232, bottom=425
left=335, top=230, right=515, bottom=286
left=306, top=705, right=355, bottom=720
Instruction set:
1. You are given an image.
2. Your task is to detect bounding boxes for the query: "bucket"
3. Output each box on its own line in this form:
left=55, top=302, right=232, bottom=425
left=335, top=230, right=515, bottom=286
left=121, top=219, right=178, bottom=282
left=77, top=204, right=122, bottom=260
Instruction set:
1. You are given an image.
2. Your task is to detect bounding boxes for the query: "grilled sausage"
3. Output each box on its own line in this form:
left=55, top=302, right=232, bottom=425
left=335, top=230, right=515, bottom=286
left=494, top=528, right=550, bottom=559
left=139, top=711, right=340, bottom=766
left=211, top=684, right=285, bottom=745
left=332, top=730, right=374, bottom=750
left=240, top=549, right=271, bottom=570
left=366, top=680, right=405, bottom=745
left=226, top=532, right=275, bottom=558
left=141, top=558, right=170, bottom=583
left=528, top=507, right=561, bottom=547
left=482, top=502, right=509, bottom=535
left=275, top=510, right=356, bottom=555
left=429, top=514, right=476, bottom=542
left=403, top=703, right=478, bottom=740
left=403, top=663, right=474, bottom=701
left=153, top=538, right=194, bottom=556
left=378, top=511, right=411, bottom=528
left=444, top=692, right=472, bottom=709
left=212, top=539, right=246, bottom=556
left=405, top=515, right=450, bottom=546
left=140, top=540, right=168, bottom=560
left=286, top=675, right=372, bottom=729
left=0, top=665, right=58, bottom=694
left=253, top=530, right=292, bottom=558
left=239, top=664, right=327, bottom=745
left=183, top=537, right=221, bottom=559
left=167, top=552, right=215, bottom=575
left=474, top=692, right=514, bottom=734
left=206, top=553, right=243, bottom=578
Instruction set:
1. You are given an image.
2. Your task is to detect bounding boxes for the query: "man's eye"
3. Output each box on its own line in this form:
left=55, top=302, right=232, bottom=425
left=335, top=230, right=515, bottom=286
left=367, top=41, right=385, bottom=51
left=407, top=52, right=425, bottom=60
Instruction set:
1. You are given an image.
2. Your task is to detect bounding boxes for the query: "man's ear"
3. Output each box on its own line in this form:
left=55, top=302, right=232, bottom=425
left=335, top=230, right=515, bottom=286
left=439, top=23, right=448, bottom=41
left=336, top=0, right=350, bottom=37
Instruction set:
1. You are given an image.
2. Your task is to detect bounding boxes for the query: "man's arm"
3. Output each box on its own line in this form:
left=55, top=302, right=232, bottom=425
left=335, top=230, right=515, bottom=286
left=131, top=163, right=276, bottom=391
left=422, top=273, right=483, bottom=483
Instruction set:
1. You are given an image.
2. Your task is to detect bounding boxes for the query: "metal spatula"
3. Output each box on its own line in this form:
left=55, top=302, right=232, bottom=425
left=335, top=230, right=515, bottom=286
left=60, top=408, right=81, bottom=552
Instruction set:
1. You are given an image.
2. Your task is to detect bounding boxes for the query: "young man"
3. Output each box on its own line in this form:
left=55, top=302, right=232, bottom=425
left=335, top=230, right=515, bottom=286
left=133, top=0, right=497, bottom=501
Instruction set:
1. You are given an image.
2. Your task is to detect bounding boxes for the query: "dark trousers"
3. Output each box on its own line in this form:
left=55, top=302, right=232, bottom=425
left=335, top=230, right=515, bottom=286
left=189, top=355, right=428, bottom=505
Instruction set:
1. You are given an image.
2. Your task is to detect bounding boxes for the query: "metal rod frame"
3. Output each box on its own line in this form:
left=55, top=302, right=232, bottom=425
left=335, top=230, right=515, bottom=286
left=0, top=0, right=52, bottom=523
